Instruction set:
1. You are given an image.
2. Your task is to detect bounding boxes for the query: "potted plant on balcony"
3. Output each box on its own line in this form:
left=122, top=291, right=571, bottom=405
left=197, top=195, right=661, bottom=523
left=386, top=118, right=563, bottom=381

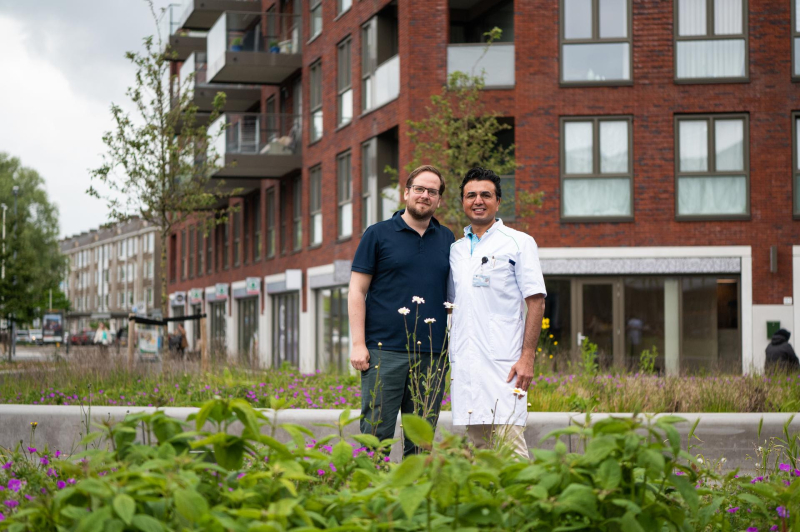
left=269, top=40, right=280, bottom=53
left=230, top=37, right=243, bottom=51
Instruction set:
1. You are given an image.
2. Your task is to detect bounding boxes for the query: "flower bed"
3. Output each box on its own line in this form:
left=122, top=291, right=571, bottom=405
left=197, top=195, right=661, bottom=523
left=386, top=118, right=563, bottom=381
left=1, top=355, right=798, bottom=413
left=0, top=399, right=797, bottom=531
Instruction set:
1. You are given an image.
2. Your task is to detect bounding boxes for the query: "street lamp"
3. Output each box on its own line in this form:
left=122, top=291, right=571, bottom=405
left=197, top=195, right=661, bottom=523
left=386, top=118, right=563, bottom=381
left=10, top=186, right=18, bottom=360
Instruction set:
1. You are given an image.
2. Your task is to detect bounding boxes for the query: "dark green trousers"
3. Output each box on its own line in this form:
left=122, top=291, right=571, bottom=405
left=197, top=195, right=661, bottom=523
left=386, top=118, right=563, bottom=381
left=360, top=349, right=447, bottom=457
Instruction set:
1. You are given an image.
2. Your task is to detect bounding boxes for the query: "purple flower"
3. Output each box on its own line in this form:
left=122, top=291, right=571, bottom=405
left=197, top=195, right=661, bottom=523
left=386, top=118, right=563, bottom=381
left=317, top=469, right=325, bottom=476
left=54, top=451, right=61, bottom=459
left=67, top=478, right=76, bottom=485
left=23, top=494, right=33, bottom=501
left=0, top=512, right=4, bottom=521
left=747, top=528, right=758, bottom=532
left=779, top=463, right=791, bottom=472
left=3, top=501, right=18, bottom=509
left=7, top=480, right=21, bottom=493
left=2, top=462, right=11, bottom=470
left=771, top=526, right=779, bottom=531
left=329, top=463, right=337, bottom=473
left=727, top=507, right=740, bottom=514
left=384, top=456, right=391, bottom=462
left=236, top=473, right=245, bottom=480
left=40, top=457, right=49, bottom=466
left=46, top=468, right=56, bottom=477
left=794, top=469, right=800, bottom=477
left=26, top=447, right=36, bottom=454
left=56, top=481, right=66, bottom=489
left=777, top=506, right=788, bottom=518
left=751, top=476, right=764, bottom=484
left=39, top=488, right=46, bottom=494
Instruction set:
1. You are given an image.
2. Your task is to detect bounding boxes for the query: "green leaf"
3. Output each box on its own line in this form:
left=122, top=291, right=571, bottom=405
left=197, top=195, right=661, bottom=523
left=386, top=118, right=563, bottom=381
left=76, top=507, right=112, bottom=532
left=620, top=511, right=645, bottom=532
left=583, top=435, right=618, bottom=463
left=401, top=414, right=434, bottom=450
left=399, top=482, right=431, bottom=519
left=389, top=454, right=427, bottom=488
left=103, top=519, right=125, bottom=532
left=737, top=492, right=766, bottom=512
left=61, top=505, right=90, bottom=520
left=332, top=440, right=353, bottom=470
left=661, top=424, right=681, bottom=456
left=669, top=474, right=698, bottom=513
left=77, top=478, right=114, bottom=499
left=79, top=432, right=103, bottom=446
left=555, top=484, right=599, bottom=519
left=637, top=449, right=665, bottom=477
left=113, top=494, right=136, bottom=525
left=351, top=434, right=381, bottom=449
left=597, top=458, right=622, bottom=490
left=131, top=514, right=165, bottom=532
left=173, top=488, right=209, bottom=523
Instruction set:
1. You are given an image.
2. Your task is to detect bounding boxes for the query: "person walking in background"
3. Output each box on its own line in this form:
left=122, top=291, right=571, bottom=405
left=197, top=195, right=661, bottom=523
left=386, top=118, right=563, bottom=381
left=447, top=167, right=546, bottom=459
left=348, top=165, right=455, bottom=457
left=93, top=322, right=110, bottom=357
left=765, top=328, right=799, bottom=372
left=176, top=323, right=188, bottom=359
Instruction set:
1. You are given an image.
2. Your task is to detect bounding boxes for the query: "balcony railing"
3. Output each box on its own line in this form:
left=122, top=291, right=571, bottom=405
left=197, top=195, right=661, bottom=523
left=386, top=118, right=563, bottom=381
left=210, top=113, right=302, bottom=178
left=160, top=3, right=207, bottom=61
left=207, top=12, right=302, bottom=84
left=178, top=0, right=261, bottom=30
left=174, top=52, right=260, bottom=114
left=374, top=55, right=399, bottom=108
left=446, top=43, right=515, bottom=88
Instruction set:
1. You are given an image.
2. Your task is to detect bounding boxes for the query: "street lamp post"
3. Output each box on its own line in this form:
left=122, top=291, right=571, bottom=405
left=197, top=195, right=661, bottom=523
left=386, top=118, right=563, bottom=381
left=10, top=186, right=18, bottom=361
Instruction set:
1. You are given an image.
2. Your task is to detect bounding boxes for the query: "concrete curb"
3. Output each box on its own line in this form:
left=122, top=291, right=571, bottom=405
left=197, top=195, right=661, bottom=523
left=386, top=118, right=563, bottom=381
left=0, top=405, right=796, bottom=471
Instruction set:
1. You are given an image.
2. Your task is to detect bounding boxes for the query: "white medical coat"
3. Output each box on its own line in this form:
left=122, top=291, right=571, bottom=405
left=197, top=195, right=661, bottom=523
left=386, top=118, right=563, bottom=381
left=447, top=220, right=546, bottom=426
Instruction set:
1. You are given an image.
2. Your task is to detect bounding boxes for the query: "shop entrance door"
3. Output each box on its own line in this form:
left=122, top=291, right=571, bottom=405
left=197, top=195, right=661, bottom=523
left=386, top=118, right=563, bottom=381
left=575, top=279, right=623, bottom=368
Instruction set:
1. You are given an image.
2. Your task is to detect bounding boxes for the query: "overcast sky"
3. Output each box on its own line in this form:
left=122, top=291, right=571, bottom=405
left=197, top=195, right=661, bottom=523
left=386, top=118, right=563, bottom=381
left=0, top=0, right=172, bottom=238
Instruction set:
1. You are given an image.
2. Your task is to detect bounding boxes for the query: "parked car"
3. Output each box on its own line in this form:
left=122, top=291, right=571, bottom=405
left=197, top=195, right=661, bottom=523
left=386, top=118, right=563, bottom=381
left=28, top=329, right=44, bottom=345
left=15, top=329, right=30, bottom=344
left=70, top=330, right=94, bottom=346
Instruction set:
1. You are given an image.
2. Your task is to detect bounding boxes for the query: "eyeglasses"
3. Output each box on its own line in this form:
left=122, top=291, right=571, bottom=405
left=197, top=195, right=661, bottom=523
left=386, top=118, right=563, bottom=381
left=464, top=191, right=496, bottom=201
left=406, top=185, right=440, bottom=198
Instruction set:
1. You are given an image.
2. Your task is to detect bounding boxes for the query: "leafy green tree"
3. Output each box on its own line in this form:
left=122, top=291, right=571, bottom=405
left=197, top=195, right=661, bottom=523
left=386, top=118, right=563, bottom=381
left=89, top=1, right=236, bottom=316
left=0, top=153, right=69, bottom=338
left=399, top=28, right=543, bottom=234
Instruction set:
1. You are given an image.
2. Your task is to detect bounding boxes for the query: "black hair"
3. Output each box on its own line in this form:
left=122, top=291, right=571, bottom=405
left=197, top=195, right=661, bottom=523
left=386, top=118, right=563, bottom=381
left=459, top=167, right=502, bottom=199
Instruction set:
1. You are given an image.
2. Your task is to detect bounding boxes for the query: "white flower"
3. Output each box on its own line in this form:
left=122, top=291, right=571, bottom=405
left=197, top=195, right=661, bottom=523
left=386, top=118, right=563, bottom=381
left=416, top=341, right=422, bottom=345
left=424, top=318, right=436, bottom=324
left=468, top=410, right=473, bottom=414
left=697, top=457, right=704, bottom=464
left=398, top=307, right=411, bottom=315
left=511, top=388, right=526, bottom=397
left=412, top=296, right=425, bottom=304
left=720, top=457, right=727, bottom=464
left=443, top=302, right=456, bottom=309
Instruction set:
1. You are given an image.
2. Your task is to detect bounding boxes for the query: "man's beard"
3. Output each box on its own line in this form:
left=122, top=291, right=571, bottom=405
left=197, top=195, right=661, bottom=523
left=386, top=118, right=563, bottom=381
left=406, top=201, right=433, bottom=220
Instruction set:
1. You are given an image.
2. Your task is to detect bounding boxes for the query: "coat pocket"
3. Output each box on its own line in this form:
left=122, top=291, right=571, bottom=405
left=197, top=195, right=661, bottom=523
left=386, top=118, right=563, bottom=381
left=489, top=314, right=523, bottom=362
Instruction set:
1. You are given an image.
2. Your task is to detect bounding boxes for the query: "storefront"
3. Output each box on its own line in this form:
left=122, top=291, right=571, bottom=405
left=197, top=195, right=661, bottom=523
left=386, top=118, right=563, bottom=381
left=267, top=270, right=302, bottom=368
left=234, top=278, right=261, bottom=366
left=206, top=283, right=228, bottom=355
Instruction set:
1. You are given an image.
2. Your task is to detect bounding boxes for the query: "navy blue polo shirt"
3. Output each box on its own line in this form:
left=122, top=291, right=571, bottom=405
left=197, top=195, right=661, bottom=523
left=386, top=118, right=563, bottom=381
left=352, top=210, right=455, bottom=354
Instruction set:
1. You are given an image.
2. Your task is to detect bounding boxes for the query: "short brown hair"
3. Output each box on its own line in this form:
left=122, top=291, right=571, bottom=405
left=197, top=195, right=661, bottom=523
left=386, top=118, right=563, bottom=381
left=406, top=165, right=445, bottom=195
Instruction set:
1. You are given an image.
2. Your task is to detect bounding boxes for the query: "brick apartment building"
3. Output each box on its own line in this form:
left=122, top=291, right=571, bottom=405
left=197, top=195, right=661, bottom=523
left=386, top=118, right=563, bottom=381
left=61, top=218, right=163, bottom=333
left=163, top=0, right=800, bottom=375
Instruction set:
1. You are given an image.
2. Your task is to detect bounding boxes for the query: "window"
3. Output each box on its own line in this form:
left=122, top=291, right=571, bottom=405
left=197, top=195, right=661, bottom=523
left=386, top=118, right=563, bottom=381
left=188, top=226, right=194, bottom=278
left=361, top=134, right=399, bottom=230
left=316, top=286, right=350, bottom=372
left=180, top=229, right=187, bottom=280
left=222, top=222, right=230, bottom=270
left=254, top=194, right=262, bottom=261
left=243, top=202, right=250, bottom=264
left=560, top=0, right=631, bottom=84
left=675, top=0, right=748, bottom=82
left=337, top=151, right=353, bottom=238
left=238, top=297, right=259, bottom=362
left=266, top=188, right=276, bottom=258
left=793, top=113, right=800, bottom=216
left=310, top=0, right=322, bottom=39
left=337, top=0, right=352, bottom=15
left=149, top=233, right=154, bottom=254
left=146, top=287, right=153, bottom=305
left=337, top=38, right=353, bottom=126
left=196, top=224, right=203, bottom=277
left=310, top=61, right=323, bottom=142
left=310, top=165, right=323, bottom=245
left=281, top=182, right=288, bottom=254
left=561, top=116, right=633, bottom=220
left=206, top=231, right=212, bottom=274
left=361, top=14, right=399, bottom=112
left=118, top=240, right=125, bottom=259
left=794, top=0, right=800, bottom=79
left=293, top=176, right=303, bottom=250
left=233, top=210, right=241, bottom=267
left=272, top=291, right=300, bottom=367
left=675, top=114, right=749, bottom=218
left=449, top=0, right=513, bottom=43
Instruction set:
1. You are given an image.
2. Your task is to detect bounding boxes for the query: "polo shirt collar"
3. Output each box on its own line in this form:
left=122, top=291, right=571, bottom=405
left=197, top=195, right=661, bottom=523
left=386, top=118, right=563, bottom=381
left=464, top=218, right=504, bottom=239
left=392, top=209, right=440, bottom=233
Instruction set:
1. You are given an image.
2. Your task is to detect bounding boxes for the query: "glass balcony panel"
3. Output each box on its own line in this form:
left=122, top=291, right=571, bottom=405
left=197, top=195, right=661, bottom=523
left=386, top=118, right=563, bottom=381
left=563, top=178, right=631, bottom=217
left=339, top=89, right=353, bottom=124
left=562, top=43, right=630, bottom=82
left=374, top=55, right=399, bottom=108
left=447, top=43, right=515, bottom=87
left=677, top=176, right=747, bottom=215
left=159, top=4, right=182, bottom=41
left=311, top=110, right=323, bottom=142
left=794, top=38, right=800, bottom=77
left=676, top=39, right=746, bottom=79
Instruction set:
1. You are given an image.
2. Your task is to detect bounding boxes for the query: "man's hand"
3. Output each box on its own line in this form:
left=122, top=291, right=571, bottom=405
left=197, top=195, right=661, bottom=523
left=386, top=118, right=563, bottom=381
left=507, top=355, right=534, bottom=399
left=351, top=344, right=370, bottom=372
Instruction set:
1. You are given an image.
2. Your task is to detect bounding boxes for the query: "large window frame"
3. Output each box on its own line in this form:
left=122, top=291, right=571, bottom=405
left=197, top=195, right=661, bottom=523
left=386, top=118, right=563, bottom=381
left=266, top=188, right=276, bottom=258
left=233, top=209, right=242, bottom=267
left=293, top=175, right=303, bottom=251
left=195, top=224, right=203, bottom=277
left=309, top=165, right=323, bottom=246
left=180, top=229, right=187, bottom=280
left=310, top=60, right=323, bottom=143
left=559, top=0, right=633, bottom=86
left=674, top=0, right=749, bottom=84
left=674, top=113, right=750, bottom=220
left=337, top=37, right=353, bottom=127
left=337, top=150, right=353, bottom=239
left=254, top=193, right=262, bottom=261
left=791, top=112, right=800, bottom=217
left=309, top=0, right=322, bottom=40
left=188, top=226, right=195, bottom=279
left=560, top=116, right=634, bottom=222
left=794, top=0, right=800, bottom=81
left=337, top=0, right=352, bottom=17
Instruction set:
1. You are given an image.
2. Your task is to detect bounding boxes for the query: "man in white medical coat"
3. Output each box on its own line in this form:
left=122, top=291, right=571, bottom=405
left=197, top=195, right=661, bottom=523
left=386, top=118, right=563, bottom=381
left=447, top=167, right=546, bottom=458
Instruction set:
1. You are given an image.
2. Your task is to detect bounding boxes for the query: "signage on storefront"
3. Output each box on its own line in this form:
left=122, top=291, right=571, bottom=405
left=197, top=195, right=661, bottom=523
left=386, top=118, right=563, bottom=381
left=246, top=277, right=260, bottom=296
left=189, top=288, right=204, bottom=304
left=170, top=292, right=186, bottom=307
left=215, top=283, right=229, bottom=300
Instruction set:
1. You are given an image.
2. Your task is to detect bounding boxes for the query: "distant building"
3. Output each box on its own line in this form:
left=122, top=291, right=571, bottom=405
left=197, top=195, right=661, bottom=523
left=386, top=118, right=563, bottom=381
left=60, top=218, right=162, bottom=333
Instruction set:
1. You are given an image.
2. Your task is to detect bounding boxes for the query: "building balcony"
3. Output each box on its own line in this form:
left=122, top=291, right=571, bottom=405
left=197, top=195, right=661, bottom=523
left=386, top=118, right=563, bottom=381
left=446, top=42, right=515, bottom=88
left=173, top=52, right=260, bottom=115
left=160, top=3, right=206, bottom=61
left=207, top=12, right=302, bottom=85
left=210, top=113, right=302, bottom=178
left=178, top=0, right=261, bottom=30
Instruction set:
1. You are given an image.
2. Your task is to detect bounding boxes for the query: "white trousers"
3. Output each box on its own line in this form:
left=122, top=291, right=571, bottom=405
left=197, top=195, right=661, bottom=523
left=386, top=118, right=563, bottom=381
left=466, top=424, right=529, bottom=460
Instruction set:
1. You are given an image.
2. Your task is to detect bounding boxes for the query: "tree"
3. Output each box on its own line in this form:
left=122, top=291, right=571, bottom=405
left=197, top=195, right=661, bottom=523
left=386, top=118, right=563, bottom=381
left=89, top=1, right=236, bottom=316
left=399, top=29, right=543, bottom=234
left=0, top=154, right=69, bottom=338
